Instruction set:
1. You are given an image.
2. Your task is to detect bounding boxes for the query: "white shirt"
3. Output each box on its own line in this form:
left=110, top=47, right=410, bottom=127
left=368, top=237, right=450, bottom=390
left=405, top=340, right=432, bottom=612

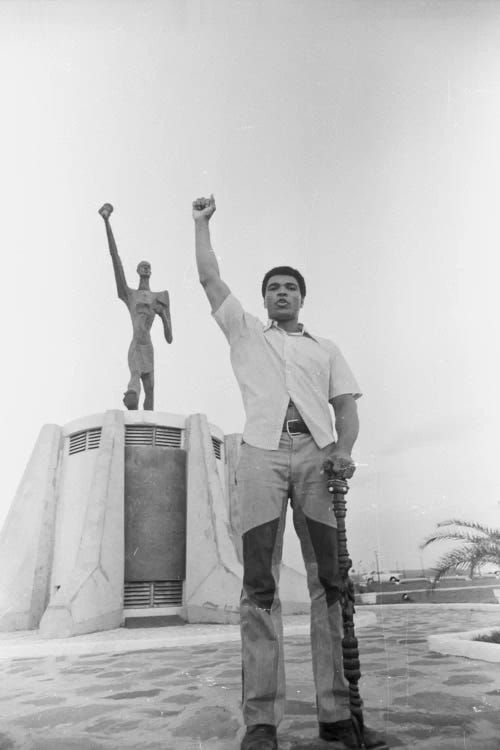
left=213, top=294, right=361, bottom=450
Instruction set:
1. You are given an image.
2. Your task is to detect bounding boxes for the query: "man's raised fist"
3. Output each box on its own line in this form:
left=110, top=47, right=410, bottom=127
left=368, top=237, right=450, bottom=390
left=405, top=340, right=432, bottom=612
left=192, top=194, right=216, bottom=221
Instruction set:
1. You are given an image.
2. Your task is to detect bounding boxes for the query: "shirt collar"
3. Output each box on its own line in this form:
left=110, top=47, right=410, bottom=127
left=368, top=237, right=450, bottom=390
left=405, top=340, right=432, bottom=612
left=264, top=319, right=318, bottom=341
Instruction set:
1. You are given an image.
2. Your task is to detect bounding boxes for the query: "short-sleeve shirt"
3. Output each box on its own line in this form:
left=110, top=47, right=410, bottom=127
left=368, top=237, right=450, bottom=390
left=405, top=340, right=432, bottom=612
left=213, top=293, right=361, bottom=450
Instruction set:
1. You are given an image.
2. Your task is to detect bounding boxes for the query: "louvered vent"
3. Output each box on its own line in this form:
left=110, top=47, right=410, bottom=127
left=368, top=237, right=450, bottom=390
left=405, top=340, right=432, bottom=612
left=69, top=428, right=102, bottom=455
left=155, top=426, right=183, bottom=448
left=69, top=431, right=86, bottom=455
left=124, top=580, right=183, bottom=608
left=212, top=437, right=223, bottom=460
left=87, top=428, right=101, bottom=450
left=126, top=425, right=154, bottom=446
left=125, top=425, right=183, bottom=449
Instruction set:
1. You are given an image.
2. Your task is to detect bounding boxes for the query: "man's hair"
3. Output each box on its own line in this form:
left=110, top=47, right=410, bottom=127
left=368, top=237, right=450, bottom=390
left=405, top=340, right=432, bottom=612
left=261, top=266, right=306, bottom=298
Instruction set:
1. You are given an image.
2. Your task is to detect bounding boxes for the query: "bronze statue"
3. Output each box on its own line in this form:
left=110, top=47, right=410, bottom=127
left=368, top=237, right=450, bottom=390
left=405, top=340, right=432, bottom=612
left=98, top=203, right=172, bottom=411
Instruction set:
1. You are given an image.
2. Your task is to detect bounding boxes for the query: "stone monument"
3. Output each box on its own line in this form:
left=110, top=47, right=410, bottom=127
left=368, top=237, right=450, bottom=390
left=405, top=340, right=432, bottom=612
left=0, top=203, right=312, bottom=638
left=98, top=203, right=172, bottom=411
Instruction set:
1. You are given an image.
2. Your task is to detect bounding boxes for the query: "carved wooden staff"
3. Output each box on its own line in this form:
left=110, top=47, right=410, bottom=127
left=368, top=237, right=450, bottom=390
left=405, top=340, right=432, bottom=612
left=323, top=461, right=389, bottom=750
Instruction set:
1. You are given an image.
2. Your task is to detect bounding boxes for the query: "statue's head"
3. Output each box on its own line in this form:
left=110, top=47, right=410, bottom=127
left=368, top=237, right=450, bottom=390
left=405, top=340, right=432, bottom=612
left=137, top=261, right=151, bottom=278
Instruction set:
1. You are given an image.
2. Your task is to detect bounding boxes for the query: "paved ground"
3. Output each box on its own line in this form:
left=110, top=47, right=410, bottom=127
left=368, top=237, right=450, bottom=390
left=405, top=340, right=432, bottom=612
left=1, top=605, right=499, bottom=750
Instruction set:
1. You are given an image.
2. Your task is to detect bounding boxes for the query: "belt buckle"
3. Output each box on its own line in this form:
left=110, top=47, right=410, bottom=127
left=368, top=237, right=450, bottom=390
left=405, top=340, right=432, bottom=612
left=286, top=419, right=301, bottom=436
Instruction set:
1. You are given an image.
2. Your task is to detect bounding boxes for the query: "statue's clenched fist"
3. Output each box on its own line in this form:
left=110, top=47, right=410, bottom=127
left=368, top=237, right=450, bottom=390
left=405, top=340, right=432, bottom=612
left=192, top=194, right=216, bottom=222
left=98, top=203, right=114, bottom=220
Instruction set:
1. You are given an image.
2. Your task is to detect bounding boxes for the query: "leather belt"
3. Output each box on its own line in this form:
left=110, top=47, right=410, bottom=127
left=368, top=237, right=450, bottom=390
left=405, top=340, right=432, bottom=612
left=283, top=418, right=310, bottom=436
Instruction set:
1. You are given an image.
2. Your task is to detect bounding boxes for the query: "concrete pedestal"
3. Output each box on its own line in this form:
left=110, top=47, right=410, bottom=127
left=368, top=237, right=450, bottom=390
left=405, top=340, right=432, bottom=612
left=0, top=408, right=313, bottom=637
left=0, top=410, right=253, bottom=637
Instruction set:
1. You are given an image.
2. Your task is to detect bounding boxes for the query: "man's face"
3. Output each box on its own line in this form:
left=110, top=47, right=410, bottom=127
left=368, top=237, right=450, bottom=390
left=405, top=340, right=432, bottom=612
left=137, top=261, right=151, bottom=278
left=264, top=274, right=303, bottom=322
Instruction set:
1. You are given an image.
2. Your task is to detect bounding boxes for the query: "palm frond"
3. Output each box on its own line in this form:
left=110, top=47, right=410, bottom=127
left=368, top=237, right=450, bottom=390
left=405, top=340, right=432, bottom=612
left=436, top=519, right=500, bottom=539
left=420, top=530, right=496, bottom=549
left=421, top=519, right=500, bottom=552
left=430, top=541, right=500, bottom=584
left=422, top=519, right=500, bottom=587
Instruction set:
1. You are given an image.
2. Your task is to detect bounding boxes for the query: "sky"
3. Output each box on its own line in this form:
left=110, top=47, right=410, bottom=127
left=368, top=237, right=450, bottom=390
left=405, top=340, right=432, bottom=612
left=1, top=0, right=499, bottom=574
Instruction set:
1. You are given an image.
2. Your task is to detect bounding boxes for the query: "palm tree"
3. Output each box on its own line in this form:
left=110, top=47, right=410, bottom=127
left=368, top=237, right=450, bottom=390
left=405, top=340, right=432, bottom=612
left=421, top=519, right=500, bottom=583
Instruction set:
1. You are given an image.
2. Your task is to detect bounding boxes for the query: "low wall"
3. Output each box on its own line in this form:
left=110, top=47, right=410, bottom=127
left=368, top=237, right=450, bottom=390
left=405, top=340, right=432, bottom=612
left=357, top=585, right=500, bottom=606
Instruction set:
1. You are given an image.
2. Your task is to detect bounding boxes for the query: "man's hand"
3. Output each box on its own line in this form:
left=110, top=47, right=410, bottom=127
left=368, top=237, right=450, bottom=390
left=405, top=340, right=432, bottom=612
left=322, top=448, right=356, bottom=480
left=99, top=203, right=114, bottom=220
left=192, top=194, right=216, bottom=222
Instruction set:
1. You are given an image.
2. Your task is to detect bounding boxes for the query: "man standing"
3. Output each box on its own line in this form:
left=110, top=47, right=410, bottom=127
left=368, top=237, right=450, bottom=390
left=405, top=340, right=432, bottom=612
left=192, top=195, right=385, bottom=750
left=98, top=203, right=172, bottom=410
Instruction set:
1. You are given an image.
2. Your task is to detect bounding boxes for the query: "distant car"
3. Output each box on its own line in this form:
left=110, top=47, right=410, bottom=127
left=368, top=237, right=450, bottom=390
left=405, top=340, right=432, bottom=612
left=364, top=570, right=401, bottom=584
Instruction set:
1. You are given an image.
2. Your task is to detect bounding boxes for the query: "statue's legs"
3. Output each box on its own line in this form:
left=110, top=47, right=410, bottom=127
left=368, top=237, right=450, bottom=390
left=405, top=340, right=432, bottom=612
left=141, top=372, right=154, bottom=411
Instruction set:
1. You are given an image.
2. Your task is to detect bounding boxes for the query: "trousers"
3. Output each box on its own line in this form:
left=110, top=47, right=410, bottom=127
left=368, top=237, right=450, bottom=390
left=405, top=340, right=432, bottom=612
left=236, top=432, right=351, bottom=727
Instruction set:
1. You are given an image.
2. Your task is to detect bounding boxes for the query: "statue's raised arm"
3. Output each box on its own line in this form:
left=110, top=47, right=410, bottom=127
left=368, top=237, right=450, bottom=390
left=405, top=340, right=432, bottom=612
left=98, top=203, right=129, bottom=303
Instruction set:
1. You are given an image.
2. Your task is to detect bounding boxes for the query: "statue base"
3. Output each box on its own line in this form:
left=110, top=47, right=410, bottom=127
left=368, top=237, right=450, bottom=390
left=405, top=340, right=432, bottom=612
left=0, top=410, right=243, bottom=637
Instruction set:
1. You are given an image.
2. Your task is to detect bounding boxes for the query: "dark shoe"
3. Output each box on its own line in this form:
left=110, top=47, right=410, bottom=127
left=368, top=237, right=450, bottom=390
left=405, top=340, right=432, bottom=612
left=241, top=724, right=278, bottom=750
left=319, top=719, right=360, bottom=747
left=319, top=719, right=389, bottom=749
left=361, top=725, right=389, bottom=749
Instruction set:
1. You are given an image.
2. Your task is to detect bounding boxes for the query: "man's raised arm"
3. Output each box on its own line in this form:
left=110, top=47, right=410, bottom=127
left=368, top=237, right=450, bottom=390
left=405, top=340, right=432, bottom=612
left=192, top=195, right=231, bottom=312
left=98, top=203, right=129, bottom=304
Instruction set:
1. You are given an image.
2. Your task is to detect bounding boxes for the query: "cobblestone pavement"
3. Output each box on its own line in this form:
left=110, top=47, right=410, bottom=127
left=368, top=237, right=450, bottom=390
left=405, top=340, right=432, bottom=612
left=1, top=606, right=499, bottom=750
